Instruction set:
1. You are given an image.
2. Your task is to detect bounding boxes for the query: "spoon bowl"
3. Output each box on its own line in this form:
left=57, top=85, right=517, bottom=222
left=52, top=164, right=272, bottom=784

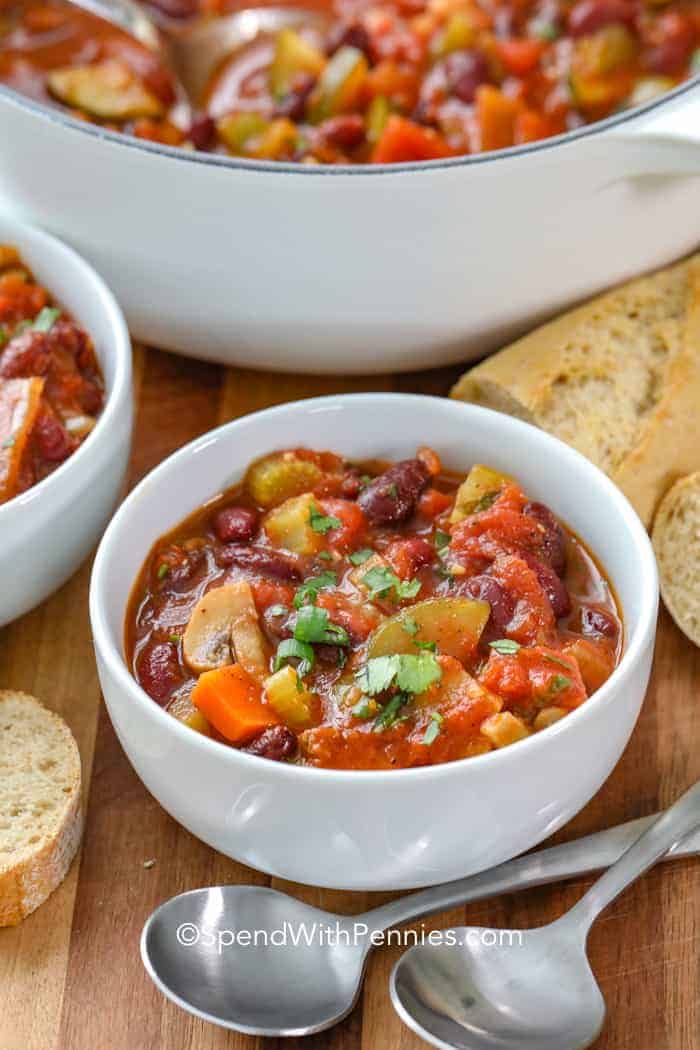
left=141, top=886, right=369, bottom=1035
left=391, top=920, right=606, bottom=1050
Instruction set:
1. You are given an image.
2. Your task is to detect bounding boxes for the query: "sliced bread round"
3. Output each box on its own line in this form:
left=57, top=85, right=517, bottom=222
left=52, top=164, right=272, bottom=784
left=652, top=473, right=700, bottom=647
left=0, top=691, right=83, bottom=926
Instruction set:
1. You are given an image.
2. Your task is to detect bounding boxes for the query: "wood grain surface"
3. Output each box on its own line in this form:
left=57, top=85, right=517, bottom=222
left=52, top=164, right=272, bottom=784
left=2, top=347, right=699, bottom=1050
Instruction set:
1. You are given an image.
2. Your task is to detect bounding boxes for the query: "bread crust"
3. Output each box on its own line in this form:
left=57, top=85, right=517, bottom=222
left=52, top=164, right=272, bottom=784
left=0, top=690, right=83, bottom=927
left=451, top=255, right=700, bottom=528
left=652, top=473, right=700, bottom=648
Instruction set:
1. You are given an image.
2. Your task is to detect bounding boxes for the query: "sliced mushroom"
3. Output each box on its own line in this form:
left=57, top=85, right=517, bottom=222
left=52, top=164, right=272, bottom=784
left=182, top=586, right=238, bottom=674
left=228, top=579, right=269, bottom=682
left=47, top=60, right=164, bottom=121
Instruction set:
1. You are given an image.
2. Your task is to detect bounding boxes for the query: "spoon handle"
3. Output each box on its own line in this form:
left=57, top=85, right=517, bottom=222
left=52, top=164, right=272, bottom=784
left=358, top=809, right=699, bottom=934
left=565, top=780, right=700, bottom=933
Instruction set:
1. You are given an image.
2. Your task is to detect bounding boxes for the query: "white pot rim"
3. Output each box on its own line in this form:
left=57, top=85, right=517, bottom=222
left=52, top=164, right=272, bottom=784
left=0, top=215, right=132, bottom=525
left=1, top=73, right=698, bottom=177
left=90, top=392, right=659, bottom=784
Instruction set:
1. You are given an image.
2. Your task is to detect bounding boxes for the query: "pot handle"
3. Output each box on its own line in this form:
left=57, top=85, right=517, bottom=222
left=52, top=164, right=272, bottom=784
left=603, top=82, right=700, bottom=178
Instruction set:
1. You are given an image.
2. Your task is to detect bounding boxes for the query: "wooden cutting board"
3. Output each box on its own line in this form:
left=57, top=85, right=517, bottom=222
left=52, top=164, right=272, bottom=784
left=2, top=347, right=699, bottom=1050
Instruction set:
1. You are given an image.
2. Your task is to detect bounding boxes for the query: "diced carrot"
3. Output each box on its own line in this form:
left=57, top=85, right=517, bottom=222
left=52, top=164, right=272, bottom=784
left=496, top=39, right=545, bottom=77
left=514, top=109, right=552, bottom=144
left=371, top=115, right=454, bottom=163
left=476, top=85, right=521, bottom=152
left=0, top=377, right=44, bottom=503
left=364, top=61, right=421, bottom=111
left=192, top=664, right=278, bottom=744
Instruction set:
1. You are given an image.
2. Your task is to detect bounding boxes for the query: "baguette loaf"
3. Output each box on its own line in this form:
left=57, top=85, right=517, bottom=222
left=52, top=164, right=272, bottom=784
left=451, top=255, right=700, bottom=528
left=0, top=691, right=83, bottom=926
left=652, top=473, right=700, bottom=647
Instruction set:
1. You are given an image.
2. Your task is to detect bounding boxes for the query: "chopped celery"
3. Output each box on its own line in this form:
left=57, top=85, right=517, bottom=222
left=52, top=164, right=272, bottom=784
left=310, top=46, right=368, bottom=122
left=217, top=112, right=269, bottom=153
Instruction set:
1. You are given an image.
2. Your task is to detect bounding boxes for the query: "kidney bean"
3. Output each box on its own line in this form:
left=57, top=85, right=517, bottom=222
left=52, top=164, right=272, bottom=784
left=523, top=501, right=567, bottom=577
left=444, top=50, right=491, bottom=104
left=213, top=506, right=258, bottom=544
left=340, top=471, right=362, bottom=499
left=0, top=329, right=51, bottom=378
left=244, top=725, right=297, bottom=761
left=568, top=0, right=635, bottom=37
left=581, top=604, right=618, bottom=639
left=318, top=114, right=366, bottom=150
left=274, top=74, right=316, bottom=121
left=32, top=409, right=75, bottom=463
left=188, top=114, right=216, bottom=151
left=137, top=641, right=182, bottom=706
left=522, top=553, right=571, bottom=619
left=325, top=21, right=372, bottom=60
left=160, top=547, right=207, bottom=592
left=218, top=545, right=303, bottom=581
left=459, top=574, right=515, bottom=630
left=358, top=458, right=430, bottom=525
left=644, top=13, right=695, bottom=75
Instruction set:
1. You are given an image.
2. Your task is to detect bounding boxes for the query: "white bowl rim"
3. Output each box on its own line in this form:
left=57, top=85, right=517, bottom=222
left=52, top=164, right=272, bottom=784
left=0, top=215, right=132, bottom=524
left=90, top=392, right=658, bottom=783
left=1, top=71, right=697, bottom=176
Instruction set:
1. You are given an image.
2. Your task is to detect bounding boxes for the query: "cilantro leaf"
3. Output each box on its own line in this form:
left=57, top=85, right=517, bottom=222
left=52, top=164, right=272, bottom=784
left=395, top=651, right=442, bottom=694
left=373, top=693, right=409, bottom=732
left=362, top=565, right=421, bottom=602
left=309, top=503, right=342, bottom=535
left=402, top=616, right=419, bottom=636
left=293, top=570, right=337, bottom=609
left=543, top=652, right=574, bottom=670
left=422, top=711, right=444, bottom=745
left=414, top=640, right=437, bottom=652
left=349, top=548, right=373, bottom=566
left=548, top=674, right=573, bottom=695
left=434, top=530, right=450, bottom=551
left=294, top=604, right=349, bottom=647
left=356, top=655, right=401, bottom=695
left=489, top=639, right=521, bottom=656
left=32, top=306, right=61, bottom=333
left=273, top=638, right=314, bottom=677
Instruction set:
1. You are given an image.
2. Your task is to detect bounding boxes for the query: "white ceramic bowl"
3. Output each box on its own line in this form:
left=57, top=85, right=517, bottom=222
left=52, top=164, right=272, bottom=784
left=90, top=394, right=658, bottom=890
left=0, top=216, right=132, bottom=626
left=0, top=78, right=698, bottom=373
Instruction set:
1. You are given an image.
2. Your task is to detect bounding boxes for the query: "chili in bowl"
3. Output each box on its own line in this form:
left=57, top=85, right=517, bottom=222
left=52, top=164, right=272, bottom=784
left=126, top=447, right=623, bottom=769
left=90, top=394, right=657, bottom=890
left=0, top=215, right=132, bottom=625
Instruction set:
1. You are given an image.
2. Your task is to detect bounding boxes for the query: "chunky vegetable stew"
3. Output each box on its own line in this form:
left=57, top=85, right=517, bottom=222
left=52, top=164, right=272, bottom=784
left=0, top=245, right=104, bottom=504
left=0, top=0, right=697, bottom=163
left=126, top=447, right=622, bottom=769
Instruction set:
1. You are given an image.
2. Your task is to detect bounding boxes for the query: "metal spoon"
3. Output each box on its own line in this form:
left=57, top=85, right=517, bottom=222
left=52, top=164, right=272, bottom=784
left=391, top=779, right=700, bottom=1050
left=64, top=0, right=327, bottom=104
left=141, top=806, right=700, bottom=1037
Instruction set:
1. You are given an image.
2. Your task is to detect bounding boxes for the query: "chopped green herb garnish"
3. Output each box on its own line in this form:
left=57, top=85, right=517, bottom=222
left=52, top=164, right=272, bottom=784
left=356, top=651, right=442, bottom=697
left=388, top=483, right=399, bottom=499
left=317, top=550, right=333, bottom=561
left=157, top=563, right=169, bottom=580
left=402, top=616, right=419, bottom=636
left=548, top=674, right=573, bottom=695
left=534, top=19, right=559, bottom=40
left=472, top=491, right=499, bottom=513
left=1, top=435, right=15, bottom=449
left=543, top=652, right=573, bottom=671
left=359, top=474, right=373, bottom=486
left=434, top=530, right=451, bottom=551
left=414, top=640, right=437, bottom=652
left=362, top=565, right=421, bottom=601
left=169, top=634, right=181, bottom=645
left=309, top=503, right=342, bottom=535
left=293, top=604, right=350, bottom=647
left=267, top=604, right=288, bottom=617
left=32, top=306, right=61, bottom=333
left=489, top=639, right=521, bottom=656
left=274, top=638, right=314, bottom=678
left=422, top=711, right=444, bottom=746
left=0, top=326, right=7, bottom=349
left=349, top=548, right=373, bottom=566
left=374, top=693, right=409, bottom=732
left=293, top=570, right=337, bottom=608
left=352, top=697, right=374, bottom=719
